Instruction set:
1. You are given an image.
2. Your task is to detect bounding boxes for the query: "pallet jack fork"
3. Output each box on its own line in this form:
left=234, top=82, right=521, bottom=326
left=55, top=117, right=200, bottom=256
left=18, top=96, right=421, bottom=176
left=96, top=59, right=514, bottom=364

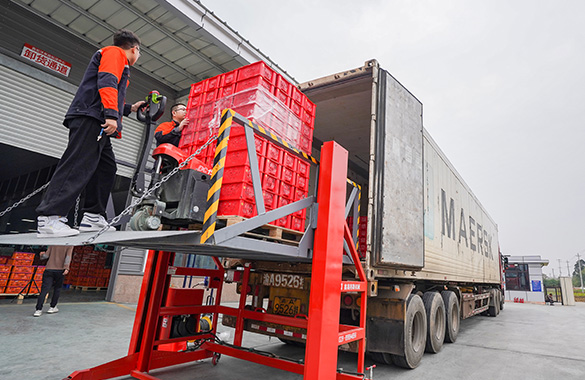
left=65, top=142, right=368, bottom=380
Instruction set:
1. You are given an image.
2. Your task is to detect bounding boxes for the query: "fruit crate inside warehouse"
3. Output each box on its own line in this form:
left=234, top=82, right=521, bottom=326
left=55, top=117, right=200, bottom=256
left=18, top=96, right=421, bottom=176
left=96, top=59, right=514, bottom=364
left=65, top=246, right=112, bottom=288
left=0, top=252, right=43, bottom=294
left=180, top=61, right=315, bottom=232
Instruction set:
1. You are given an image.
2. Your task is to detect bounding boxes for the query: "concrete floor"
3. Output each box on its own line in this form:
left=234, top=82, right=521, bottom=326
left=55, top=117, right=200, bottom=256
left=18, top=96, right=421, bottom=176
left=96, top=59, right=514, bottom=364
left=0, top=301, right=583, bottom=380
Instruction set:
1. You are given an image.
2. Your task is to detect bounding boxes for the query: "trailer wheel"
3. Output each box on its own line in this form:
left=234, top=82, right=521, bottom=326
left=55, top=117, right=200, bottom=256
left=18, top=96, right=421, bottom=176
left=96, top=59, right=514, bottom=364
left=423, top=292, right=446, bottom=353
left=488, top=289, right=500, bottom=317
left=370, top=352, right=392, bottom=365
left=391, top=294, right=427, bottom=369
left=500, top=291, right=505, bottom=311
left=441, top=291, right=460, bottom=343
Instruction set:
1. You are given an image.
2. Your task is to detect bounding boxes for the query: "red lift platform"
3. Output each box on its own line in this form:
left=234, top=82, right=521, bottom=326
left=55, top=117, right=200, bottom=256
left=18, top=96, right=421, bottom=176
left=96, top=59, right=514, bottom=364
left=65, top=142, right=368, bottom=380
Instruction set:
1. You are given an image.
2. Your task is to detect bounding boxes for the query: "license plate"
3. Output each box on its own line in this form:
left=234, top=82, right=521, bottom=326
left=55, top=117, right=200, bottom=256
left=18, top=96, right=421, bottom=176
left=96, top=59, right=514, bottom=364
left=273, top=296, right=301, bottom=317
left=262, top=273, right=305, bottom=289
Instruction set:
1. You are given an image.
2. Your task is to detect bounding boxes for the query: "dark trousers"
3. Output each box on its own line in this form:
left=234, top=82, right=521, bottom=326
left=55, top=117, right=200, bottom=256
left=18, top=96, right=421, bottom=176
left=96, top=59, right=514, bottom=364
left=36, top=270, right=65, bottom=310
left=36, top=117, right=117, bottom=217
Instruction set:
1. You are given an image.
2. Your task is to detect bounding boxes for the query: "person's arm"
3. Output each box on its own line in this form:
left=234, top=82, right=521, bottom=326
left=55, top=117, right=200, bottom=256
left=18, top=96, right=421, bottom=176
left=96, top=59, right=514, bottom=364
left=39, top=250, right=49, bottom=260
left=63, top=246, right=73, bottom=274
left=154, top=121, right=182, bottom=144
left=123, top=100, right=146, bottom=116
left=97, top=48, right=126, bottom=135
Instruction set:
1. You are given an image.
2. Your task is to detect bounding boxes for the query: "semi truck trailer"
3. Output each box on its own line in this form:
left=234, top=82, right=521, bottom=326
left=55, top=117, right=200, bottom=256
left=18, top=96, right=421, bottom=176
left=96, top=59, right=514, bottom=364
left=221, top=59, right=503, bottom=369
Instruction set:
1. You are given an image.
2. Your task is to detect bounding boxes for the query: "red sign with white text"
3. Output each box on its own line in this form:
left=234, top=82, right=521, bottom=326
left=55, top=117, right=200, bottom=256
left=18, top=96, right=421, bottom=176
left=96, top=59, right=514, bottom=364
left=20, top=43, right=71, bottom=77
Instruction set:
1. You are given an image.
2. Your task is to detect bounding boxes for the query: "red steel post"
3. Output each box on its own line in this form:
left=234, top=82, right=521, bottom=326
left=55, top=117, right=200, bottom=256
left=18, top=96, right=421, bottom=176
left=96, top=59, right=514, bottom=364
left=304, top=141, right=348, bottom=380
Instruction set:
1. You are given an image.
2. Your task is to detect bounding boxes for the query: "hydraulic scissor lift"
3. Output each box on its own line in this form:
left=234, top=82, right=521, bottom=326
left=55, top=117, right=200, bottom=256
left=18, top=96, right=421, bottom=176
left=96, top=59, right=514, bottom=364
left=63, top=110, right=369, bottom=380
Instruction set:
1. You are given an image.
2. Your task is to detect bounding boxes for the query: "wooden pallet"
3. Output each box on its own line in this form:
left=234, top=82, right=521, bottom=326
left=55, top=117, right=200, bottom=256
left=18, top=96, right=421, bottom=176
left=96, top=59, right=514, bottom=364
left=73, top=286, right=107, bottom=292
left=217, top=215, right=304, bottom=244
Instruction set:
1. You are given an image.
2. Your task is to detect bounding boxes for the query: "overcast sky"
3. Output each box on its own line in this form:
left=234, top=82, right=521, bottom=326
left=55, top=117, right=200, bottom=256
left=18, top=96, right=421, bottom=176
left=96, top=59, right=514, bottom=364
left=205, top=0, right=585, bottom=277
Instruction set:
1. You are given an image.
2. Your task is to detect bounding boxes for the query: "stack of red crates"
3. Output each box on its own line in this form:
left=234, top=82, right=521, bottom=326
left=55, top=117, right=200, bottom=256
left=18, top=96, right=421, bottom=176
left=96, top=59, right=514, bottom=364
left=65, top=246, right=111, bottom=288
left=179, top=62, right=316, bottom=232
left=347, top=216, right=368, bottom=259
left=0, top=252, right=38, bottom=294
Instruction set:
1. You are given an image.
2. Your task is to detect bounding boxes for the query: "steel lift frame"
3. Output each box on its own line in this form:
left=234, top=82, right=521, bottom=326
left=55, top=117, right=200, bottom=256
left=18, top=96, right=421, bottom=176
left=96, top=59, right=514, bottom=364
left=56, top=110, right=369, bottom=380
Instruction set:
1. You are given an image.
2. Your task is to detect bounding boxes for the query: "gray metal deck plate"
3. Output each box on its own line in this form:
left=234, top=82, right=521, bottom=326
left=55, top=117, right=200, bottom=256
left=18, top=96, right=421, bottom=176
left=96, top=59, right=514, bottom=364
left=0, top=230, right=311, bottom=262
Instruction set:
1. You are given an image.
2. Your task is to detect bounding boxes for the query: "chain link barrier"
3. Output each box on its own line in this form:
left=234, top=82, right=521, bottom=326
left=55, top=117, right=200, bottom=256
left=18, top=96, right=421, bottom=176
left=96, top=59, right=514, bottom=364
left=82, top=135, right=218, bottom=245
left=0, top=182, right=50, bottom=218
left=73, top=195, right=81, bottom=228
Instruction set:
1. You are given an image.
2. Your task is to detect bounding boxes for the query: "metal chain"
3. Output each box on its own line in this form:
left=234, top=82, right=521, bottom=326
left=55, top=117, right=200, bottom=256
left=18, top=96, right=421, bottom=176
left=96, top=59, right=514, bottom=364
left=73, top=195, right=81, bottom=228
left=0, top=182, right=50, bottom=218
left=82, top=135, right=219, bottom=244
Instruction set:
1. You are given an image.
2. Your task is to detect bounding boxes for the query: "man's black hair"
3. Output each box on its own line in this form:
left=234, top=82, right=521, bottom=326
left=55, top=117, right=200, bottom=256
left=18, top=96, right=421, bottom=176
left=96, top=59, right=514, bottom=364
left=171, top=103, right=187, bottom=113
left=113, top=29, right=140, bottom=49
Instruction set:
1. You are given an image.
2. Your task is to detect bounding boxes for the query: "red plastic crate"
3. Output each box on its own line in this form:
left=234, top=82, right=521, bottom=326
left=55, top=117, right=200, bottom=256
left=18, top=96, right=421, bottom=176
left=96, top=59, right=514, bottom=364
left=7, top=279, right=28, bottom=288
left=207, top=76, right=221, bottom=91
left=223, top=166, right=253, bottom=185
left=275, top=89, right=288, bottom=105
left=12, top=265, right=34, bottom=274
left=9, top=272, right=32, bottom=281
left=290, top=216, right=305, bottom=232
left=217, top=199, right=256, bottom=218
left=264, top=158, right=281, bottom=178
left=0, top=272, right=9, bottom=280
left=235, top=76, right=273, bottom=93
left=275, top=75, right=292, bottom=96
left=238, top=61, right=274, bottom=82
left=219, top=84, right=236, bottom=98
left=222, top=69, right=239, bottom=86
left=4, top=287, right=21, bottom=294
left=12, top=252, right=35, bottom=260
left=279, top=181, right=294, bottom=200
left=12, top=258, right=33, bottom=266
left=265, top=142, right=283, bottom=163
left=263, top=190, right=278, bottom=209
left=262, top=174, right=280, bottom=193
left=290, top=86, right=304, bottom=104
left=0, top=279, right=7, bottom=287
left=0, top=265, right=11, bottom=273
left=290, top=100, right=302, bottom=118
left=281, top=166, right=296, bottom=186
left=220, top=182, right=255, bottom=202
left=204, top=90, right=218, bottom=104
left=296, top=173, right=309, bottom=191
left=282, top=152, right=297, bottom=170
left=302, top=97, right=316, bottom=116
left=299, top=136, right=312, bottom=154
left=297, top=159, right=310, bottom=177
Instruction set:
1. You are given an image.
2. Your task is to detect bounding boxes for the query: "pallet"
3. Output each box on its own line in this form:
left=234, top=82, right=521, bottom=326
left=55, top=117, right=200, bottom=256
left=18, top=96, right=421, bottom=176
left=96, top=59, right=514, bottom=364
left=72, top=286, right=107, bottom=292
left=217, top=215, right=304, bottom=244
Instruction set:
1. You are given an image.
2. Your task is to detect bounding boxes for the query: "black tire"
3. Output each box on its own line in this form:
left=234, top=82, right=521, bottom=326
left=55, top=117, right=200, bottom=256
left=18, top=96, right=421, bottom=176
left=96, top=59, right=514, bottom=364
left=441, top=291, right=460, bottom=343
left=423, top=292, right=446, bottom=353
left=499, top=290, right=505, bottom=311
left=488, top=289, right=500, bottom=317
left=370, top=352, right=392, bottom=365
left=391, top=294, right=427, bottom=369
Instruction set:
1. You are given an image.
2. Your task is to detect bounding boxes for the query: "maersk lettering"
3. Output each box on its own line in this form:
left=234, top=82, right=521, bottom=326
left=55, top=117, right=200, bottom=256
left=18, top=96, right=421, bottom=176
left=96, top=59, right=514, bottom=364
left=441, top=189, right=493, bottom=259
left=441, top=189, right=455, bottom=238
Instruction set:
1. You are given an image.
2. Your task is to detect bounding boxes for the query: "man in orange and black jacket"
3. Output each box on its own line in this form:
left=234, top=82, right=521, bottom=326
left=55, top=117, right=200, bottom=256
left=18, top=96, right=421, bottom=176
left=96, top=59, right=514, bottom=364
left=36, top=29, right=145, bottom=238
left=154, top=103, right=189, bottom=147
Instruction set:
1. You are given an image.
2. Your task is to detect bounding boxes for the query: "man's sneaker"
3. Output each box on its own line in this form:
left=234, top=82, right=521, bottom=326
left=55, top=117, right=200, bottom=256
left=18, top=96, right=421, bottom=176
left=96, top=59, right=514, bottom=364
left=79, top=213, right=116, bottom=232
left=33, top=310, right=42, bottom=317
left=47, top=307, right=59, bottom=314
left=37, top=216, right=80, bottom=238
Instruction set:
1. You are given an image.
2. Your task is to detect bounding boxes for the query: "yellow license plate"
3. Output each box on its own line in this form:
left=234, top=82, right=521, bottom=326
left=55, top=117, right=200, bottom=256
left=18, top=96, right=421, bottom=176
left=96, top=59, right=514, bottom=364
left=273, top=296, right=301, bottom=317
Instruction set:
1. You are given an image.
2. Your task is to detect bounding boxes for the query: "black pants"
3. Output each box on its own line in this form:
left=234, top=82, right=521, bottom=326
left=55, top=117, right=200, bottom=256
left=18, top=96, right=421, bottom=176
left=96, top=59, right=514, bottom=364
left=36, top=270, right=65, bottom=310
left=36, top=116, right=117, bottom=216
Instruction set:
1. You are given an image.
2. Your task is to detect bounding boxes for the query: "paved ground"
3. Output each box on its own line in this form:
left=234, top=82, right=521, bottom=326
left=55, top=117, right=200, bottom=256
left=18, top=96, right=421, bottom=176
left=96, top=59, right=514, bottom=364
left=0, top=300, right=583, bottom=380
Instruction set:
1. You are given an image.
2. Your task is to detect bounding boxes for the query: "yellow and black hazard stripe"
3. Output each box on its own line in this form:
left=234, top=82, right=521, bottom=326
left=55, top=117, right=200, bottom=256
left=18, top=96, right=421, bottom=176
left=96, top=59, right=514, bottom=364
left=200, top=109, right=234, bottom=244
left=232, top=112, right=318, bottom=166
left=346, top=179, right=362, bottom=250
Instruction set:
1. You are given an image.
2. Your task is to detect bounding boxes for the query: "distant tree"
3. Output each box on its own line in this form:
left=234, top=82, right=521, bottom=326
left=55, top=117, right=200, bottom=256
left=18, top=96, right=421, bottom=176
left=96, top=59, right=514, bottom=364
left=573, top=259, right=585, bottom=287
left=543, top=273, right=559, bottom=287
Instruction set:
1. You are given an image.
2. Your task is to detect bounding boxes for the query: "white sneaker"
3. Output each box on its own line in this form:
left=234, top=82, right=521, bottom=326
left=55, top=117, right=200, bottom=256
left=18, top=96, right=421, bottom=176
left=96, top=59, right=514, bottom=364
left=33, top=310, right=42, bottom=317
left=37, top=216, right=80, bottom=238
left=47, top=307, right=59, bottom=314
left=79, top=212, right=116, bottom=232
